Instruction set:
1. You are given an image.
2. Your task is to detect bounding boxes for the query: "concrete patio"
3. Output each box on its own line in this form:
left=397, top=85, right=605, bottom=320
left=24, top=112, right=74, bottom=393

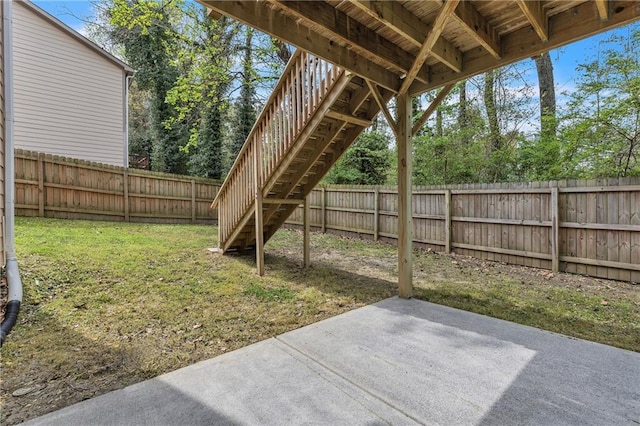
left=25, top=297, right=640, bottom=425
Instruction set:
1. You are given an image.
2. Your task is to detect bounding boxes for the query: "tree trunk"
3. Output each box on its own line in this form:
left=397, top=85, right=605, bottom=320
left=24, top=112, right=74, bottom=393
left=534, top=52, right=557, bottom=141
left=458, top=79, right=469, bottom=144
left=484, top=70, right=500, bottom=152
left=272, top=38, right=292, bottom=64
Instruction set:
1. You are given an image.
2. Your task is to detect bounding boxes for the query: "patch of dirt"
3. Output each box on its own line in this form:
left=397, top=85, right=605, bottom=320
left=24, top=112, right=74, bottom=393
left=293, top=236, right=640, bottom=300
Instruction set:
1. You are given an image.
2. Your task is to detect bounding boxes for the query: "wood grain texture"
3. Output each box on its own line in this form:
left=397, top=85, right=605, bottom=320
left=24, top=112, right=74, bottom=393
left=285, top=179, right=639, bottom=282
left=14, top=150, right=219, bottom=224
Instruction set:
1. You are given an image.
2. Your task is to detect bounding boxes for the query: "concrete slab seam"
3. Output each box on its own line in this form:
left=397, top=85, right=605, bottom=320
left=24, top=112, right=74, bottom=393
left=274, top=335, right=423, bottom=424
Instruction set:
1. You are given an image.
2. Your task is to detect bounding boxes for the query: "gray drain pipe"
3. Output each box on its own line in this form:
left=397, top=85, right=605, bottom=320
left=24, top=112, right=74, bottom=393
left=1, top=0, right=22, bottom=348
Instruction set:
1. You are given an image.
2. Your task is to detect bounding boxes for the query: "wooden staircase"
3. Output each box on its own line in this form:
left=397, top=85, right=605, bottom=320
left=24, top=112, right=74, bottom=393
left=211, top=51, right=391, bottom=254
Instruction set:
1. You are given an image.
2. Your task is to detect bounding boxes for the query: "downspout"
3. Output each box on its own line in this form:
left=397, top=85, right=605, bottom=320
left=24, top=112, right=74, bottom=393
left=1, top=0, right=22, bottom=348
left=123, top=74, right=133, bottom=167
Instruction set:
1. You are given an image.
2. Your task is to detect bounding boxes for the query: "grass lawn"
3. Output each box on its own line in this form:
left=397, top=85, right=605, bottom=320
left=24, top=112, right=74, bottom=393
left=1, top=217, right=638, bottom=424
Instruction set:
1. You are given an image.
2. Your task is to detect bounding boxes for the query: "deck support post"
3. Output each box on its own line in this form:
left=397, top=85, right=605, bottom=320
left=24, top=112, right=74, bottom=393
left=303, top=194, right=311, bottom=267
left=254, top=142, right=265, bottom=276
left=397, top=92, right=413, bottom=298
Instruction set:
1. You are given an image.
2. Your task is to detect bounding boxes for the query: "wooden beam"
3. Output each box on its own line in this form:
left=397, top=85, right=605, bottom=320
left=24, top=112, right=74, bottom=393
left=201, top=0, right=401, bottom=92
left=303, top=195, right=310, bottom=267
left=596, top=0, right=610, bottom=20
left=349, top=83, right=372, bottom=113
left=410, top=1, right=640, bottom=96
left=452, top=1, right=501, bottom=59
left=254, top=143, right=265, bottom=276
left=352, top=1, right=463, bottom=73
left=398, top=0, right=459, bottom=96
left=396, top=92, right=413, bottom=299
left=271, top=1, right=430, bottom=84
left=517, top=0, right=548, bottom=42
left=411, top=84, right=455, bottom=137
left=206, top=7, right=222, bottom=20
left=366, top=80, right=397, bottom=137
left=325, top=110, right=372, bottom=128
left=263, top=198, right=303, bottom=205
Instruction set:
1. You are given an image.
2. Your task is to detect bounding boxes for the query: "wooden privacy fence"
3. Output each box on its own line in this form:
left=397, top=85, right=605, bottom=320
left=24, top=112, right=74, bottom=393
left=14, top=150, right=220, bottom=223
left=286, top=180, right=640, bottom=282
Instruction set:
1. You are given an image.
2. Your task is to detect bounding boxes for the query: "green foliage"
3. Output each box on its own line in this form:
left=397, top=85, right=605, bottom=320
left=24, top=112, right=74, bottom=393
left=228, top=28, right=258, bottom=170
left=244, top=283, right=294, bottom=301
left=324, top=130, right=391, bottom=185
left=559, top=28, right=640, bottom=178
left=188, top=101, right=225, bottom=179
left=412, top=78, right=525, bottom=185
left=107, top=0, right=189, bottom=174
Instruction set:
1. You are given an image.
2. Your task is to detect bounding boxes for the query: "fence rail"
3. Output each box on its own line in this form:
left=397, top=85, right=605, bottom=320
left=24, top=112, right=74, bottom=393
left=14, top=150, right=220, bottom=224
left=286, top=180, right=640, bottom=282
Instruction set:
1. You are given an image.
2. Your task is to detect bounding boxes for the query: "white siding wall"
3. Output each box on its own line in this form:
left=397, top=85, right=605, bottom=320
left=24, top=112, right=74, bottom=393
left=13, top=2, right=125, bottom=166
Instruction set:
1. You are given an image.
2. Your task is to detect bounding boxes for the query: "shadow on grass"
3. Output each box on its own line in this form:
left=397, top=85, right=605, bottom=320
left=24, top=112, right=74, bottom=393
left=229, top=250, right=398, bottom=303
left=228, top=249, right=639, bottom=352
left=413, top=287, right=640, bottom=352
left=1, top=303, right=241, bottom=426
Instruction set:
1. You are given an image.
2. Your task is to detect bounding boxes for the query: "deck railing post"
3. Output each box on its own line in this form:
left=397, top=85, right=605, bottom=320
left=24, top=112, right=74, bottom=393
left=321, top=187, right=326, bottom=233
left=304, top=194, right=311, bottom=267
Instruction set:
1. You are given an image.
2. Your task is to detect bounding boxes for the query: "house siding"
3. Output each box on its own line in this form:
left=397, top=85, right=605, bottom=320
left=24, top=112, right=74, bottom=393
left=13, top=1, right=125, bottom=166
left=1, top=3, right=5, bottom=267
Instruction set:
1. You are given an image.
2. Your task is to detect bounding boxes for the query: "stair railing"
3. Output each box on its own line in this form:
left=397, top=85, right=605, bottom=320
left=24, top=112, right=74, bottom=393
left=212, top=51, right=342, bottom=250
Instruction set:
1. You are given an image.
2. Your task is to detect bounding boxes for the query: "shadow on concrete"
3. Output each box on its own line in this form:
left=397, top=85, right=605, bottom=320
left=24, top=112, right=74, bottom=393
left=372, top=298, right=640, bottom=425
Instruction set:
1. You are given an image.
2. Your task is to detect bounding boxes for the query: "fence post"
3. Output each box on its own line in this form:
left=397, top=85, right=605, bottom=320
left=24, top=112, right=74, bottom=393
left=373, top=188, right=379, bottom=241
left=321, top=187, right=326, bottom=233
left=551, top=185, right=559, bottom=272
left=123, top=169, right=129, bottom=222
left=37, top=152, right=44, bottom=217
left=191, top=180, right=196, bottom=224
left=444, top=189, right=451, bottom=253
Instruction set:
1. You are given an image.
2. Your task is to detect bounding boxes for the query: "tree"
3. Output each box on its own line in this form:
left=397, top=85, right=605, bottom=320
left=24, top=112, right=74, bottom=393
left=535, top=52, right=557, bottom=140
left=324, top=130, right=391, bottom=185
left=228, top=27, right=257, bottom=170
left=518, top=52, right=560, bottom=180
left=108, top=0, right=189, bottom=174
left=167, top=11, right=238, bottom=179
left=560, top=27, right=640, bottom=178
left=483, top=70, right=506, bottom=181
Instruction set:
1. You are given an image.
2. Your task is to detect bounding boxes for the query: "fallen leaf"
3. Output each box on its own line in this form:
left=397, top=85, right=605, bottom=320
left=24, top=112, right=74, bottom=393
left=12, top=387, right=35, bottom=397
